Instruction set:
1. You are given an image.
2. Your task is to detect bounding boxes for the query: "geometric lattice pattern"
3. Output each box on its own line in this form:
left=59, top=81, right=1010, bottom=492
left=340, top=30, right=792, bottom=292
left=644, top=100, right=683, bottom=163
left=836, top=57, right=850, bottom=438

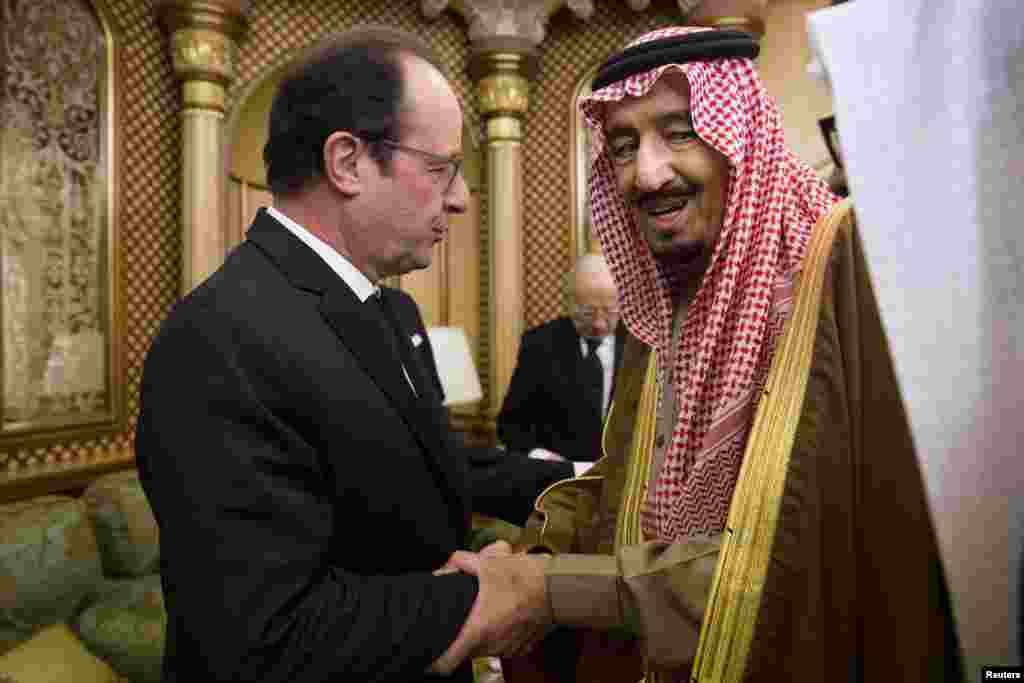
left=2, top=0, right=681, bottom=481
left=230, top=0, right=677, bottom=333
left=116, top=0, right=182, bottom=447
left=228, top=2, right=478, bottom=133
left=523, top=0, right=683, bottom=328
left=1, top=0, right=181, bottom=477
left=227, top=0, right=489, bottom=398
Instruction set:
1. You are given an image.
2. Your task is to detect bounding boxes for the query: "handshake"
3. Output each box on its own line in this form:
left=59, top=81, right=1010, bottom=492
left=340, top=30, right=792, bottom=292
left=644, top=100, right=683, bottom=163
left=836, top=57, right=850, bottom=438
left=430, top=540, right=554, bottom=675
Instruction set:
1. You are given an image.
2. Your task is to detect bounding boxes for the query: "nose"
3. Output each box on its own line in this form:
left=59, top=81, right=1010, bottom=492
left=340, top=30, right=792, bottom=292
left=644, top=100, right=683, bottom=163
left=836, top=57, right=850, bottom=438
left=633, top=137, right=675, bottom=195
left=443, top=172, right=469, bottom=214
left=591, top=318, right=610, bottom=336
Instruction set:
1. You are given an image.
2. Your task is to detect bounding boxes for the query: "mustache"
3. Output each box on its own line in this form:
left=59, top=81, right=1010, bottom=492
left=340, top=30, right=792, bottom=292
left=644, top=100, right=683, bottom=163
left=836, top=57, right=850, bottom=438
left=632, top=182, right=700, bottom=210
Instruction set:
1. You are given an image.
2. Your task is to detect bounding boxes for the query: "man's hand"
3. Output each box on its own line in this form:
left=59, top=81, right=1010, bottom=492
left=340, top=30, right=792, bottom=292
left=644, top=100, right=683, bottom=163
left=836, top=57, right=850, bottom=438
left=479, top=540, right=513, bottom=558
left=434, top=540, right=512, bottom=576
left=429, top=552, right=553, bottom=674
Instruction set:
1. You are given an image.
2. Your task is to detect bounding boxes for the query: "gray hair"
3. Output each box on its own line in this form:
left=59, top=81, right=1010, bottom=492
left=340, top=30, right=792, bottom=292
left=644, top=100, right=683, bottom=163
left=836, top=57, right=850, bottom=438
left=563, top=252, right=611, bottom=311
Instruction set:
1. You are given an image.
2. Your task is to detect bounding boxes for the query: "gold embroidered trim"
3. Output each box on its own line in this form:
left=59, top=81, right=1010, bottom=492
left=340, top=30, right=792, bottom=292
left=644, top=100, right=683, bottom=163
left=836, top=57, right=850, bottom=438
left=615, top=350, right=660, bottom=551
left=689, top=199, right=852, bottom=682
left=534, top=475, right=605, bottom=543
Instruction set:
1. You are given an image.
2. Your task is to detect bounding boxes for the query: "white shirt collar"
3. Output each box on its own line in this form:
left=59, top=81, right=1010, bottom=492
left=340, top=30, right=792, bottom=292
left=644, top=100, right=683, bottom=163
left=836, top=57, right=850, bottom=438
left=266, top=206, right=378, bottom=302
left=579, top=333, right=611, bottom=353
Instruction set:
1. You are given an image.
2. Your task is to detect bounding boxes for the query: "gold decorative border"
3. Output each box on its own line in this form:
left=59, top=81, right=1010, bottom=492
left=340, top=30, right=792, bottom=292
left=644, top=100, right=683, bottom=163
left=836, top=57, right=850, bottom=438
left=568, top=59, right=603, bottom=262
left=0, top=0, right=126, bottom=455
left=613, top=351, right=658, bottom=550
left=690, top=200, right=851, bottom=682
left=521, top=3, right=679, bottom=328
left=1, top=0, right=180, bottom=501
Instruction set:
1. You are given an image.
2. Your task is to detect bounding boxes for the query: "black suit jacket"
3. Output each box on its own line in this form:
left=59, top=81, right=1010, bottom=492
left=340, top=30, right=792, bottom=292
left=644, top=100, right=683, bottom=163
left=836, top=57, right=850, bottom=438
left=384, top=287, right=573, bottom=525
left=497, top=316, right=625, bottom=463
left=135, top=209, right=478, bottom=683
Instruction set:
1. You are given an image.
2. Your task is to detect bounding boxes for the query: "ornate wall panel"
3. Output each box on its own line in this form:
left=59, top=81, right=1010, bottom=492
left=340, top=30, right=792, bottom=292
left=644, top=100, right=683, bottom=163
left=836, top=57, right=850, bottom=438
left=1, top=0, right=116, bottom=434
left=0, top=0, right=181, bottom=499
left=521, top=0, right=679, bottom=328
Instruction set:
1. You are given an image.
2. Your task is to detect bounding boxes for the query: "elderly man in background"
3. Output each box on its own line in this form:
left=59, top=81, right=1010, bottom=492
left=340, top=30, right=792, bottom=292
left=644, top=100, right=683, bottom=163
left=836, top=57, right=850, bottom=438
left=498, top=253, right=625, bottom=474
left=380, top=284, right=575, bottom=527
left=453, top=26, right=959, bottom=683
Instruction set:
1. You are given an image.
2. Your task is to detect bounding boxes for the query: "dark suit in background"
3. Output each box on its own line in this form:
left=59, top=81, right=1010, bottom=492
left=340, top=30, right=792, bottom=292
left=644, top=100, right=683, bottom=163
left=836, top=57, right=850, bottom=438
left=385, top=287, right=573, bottom=525
left=136, top=213, right=478, bottom=683
left=497, top=317, right=625, bottom=463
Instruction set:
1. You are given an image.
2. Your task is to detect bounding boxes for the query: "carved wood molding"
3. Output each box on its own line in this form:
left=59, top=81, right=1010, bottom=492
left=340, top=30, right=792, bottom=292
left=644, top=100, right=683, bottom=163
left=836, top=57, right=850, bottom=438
left=158, top=0, right=251, bottom=97
left=471, top=50, right=538, bottom=123
left=422, top=0, right=594, bottom=46
left=423, top=0, right=769, bottom=46
left=157, top=0, right=251, bottom=36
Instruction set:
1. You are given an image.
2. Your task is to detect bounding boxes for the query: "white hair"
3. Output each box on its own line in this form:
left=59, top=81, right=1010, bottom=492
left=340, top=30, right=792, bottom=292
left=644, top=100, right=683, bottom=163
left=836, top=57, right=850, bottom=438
left=564, top=252, right=613, bottom=309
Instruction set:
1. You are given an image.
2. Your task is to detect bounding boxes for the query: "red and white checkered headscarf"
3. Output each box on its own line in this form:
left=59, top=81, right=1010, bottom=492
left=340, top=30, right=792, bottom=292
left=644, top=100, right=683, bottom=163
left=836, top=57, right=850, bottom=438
left=581, top=26, right=838, bottom=542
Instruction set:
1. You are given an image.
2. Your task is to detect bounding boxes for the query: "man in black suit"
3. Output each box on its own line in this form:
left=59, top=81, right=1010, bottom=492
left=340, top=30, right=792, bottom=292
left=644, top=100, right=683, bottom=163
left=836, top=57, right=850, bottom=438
left=384, top=286, right=573, bottom=526
left=384, top=289, right=563, bottom=683
left=135, top=28, right=551, bottom=683
left=497, top=253, right=624, bottom=470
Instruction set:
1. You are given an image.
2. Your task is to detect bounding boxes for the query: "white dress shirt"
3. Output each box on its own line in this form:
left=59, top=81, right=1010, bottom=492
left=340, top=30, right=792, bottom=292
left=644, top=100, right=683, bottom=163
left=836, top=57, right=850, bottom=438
left=266, top=207, right=417, bottom=396
left=527, top=333, right=615, bottom=477
left=267, top=206, right=376, bottom=301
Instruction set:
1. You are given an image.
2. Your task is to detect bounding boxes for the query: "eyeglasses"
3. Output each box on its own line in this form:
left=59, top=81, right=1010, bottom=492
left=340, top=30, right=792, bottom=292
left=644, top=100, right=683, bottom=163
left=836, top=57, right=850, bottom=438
left=575, top=305, right=620, bottom=321
left=378, top=139, right=463, bottom=194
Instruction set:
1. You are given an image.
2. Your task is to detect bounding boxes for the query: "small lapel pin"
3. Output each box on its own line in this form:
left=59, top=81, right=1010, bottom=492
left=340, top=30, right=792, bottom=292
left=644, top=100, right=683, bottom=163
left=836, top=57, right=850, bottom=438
left=410, top=332, right=423, bottom=348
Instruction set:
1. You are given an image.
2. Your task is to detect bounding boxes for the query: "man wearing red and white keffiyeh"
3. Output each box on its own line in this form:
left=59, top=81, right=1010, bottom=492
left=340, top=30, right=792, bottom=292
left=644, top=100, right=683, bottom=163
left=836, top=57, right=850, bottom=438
left=580, top=25, right=836, bottom=547
left=503, top=24, right=958, bottom=683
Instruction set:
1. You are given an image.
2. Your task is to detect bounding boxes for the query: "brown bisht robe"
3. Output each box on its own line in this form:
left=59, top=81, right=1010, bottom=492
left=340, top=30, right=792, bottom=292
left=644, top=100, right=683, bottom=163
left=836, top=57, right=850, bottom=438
left=506, top=207, right=961, bottom=682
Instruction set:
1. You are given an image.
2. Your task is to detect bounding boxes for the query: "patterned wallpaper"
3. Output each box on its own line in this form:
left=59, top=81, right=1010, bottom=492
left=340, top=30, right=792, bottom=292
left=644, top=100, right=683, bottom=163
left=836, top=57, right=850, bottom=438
left=227, top=0, right=684, bottom=331
left=227, top=0, right=477, bottom=129
left=522, top=0, right=683, bottom=328
left=225, top=0, right=485, bottom=399
left=0, top=0, right=697, bottom=479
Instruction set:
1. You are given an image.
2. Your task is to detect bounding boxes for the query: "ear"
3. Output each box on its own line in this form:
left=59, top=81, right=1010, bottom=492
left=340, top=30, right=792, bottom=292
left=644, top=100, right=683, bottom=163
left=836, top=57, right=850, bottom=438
left=323, top=131, right=362, bottom=196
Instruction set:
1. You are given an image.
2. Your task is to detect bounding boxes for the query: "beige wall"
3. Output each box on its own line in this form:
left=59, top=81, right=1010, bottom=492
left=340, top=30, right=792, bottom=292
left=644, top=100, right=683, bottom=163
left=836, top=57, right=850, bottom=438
left=759, top=0, right=834, bottom=172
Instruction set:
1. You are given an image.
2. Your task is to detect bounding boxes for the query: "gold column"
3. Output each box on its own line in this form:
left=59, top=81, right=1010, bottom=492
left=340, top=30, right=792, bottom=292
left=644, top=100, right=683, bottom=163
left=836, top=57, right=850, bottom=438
left=159, top=1, right=249, bottom=294
left=470, top=45, right=538, bottom=418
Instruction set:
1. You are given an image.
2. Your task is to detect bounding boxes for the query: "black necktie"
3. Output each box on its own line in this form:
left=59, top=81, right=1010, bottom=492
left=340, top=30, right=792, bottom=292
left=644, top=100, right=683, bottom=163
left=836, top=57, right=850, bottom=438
left=370, top=290, right=421, bottom=398
left=582, top=337, right=604, bottom=418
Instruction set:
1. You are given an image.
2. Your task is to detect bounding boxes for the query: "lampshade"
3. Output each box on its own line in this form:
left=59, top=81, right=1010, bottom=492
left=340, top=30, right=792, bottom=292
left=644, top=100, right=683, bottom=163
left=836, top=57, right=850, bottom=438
left=425, top=327, right=483, bottom=407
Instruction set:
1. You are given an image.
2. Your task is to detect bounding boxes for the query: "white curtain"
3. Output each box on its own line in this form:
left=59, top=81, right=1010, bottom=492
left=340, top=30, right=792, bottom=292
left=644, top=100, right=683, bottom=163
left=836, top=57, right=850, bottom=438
left=809, top=0, right=1023, bottom=670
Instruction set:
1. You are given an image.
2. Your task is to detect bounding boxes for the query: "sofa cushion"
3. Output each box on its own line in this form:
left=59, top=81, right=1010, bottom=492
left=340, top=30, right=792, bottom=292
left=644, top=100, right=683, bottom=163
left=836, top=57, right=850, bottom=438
left=0, top=622, right=122, bottom=683
left=0, top=496, right=103, bottom=653
left=74, top=573, right=165, bottom=683
left=82, top=470, right=159, bottom=577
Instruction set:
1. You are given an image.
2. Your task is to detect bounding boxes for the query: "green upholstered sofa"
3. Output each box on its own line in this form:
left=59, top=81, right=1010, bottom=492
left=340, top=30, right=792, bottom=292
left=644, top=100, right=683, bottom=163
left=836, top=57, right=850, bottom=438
left=0, top=469, right=517, bottom=683
left=0, top=470, right=164, bottom=683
